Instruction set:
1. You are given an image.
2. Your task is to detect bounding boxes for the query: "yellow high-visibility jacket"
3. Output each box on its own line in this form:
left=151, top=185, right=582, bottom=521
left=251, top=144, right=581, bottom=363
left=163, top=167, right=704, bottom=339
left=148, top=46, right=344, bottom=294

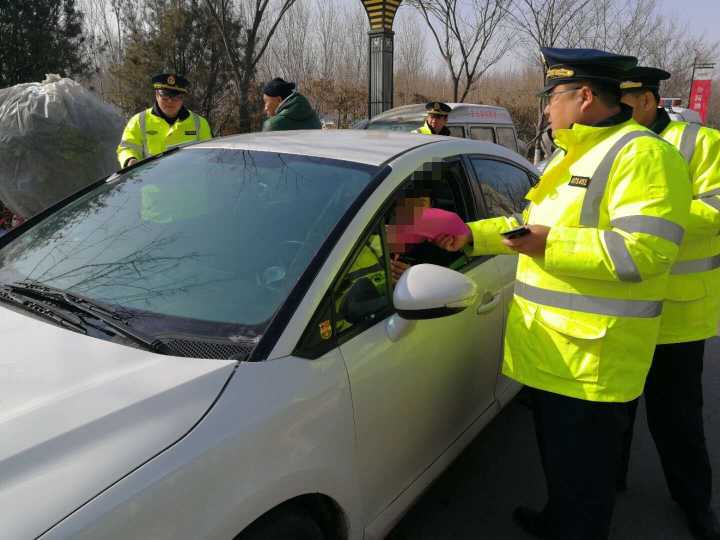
left=653, top=114, right=720, bottom=344
left=116, top=106, right=212, bottom=168
left=466, top=111, right=691, bottom=402
left=412, top=122, right=450, bottom=136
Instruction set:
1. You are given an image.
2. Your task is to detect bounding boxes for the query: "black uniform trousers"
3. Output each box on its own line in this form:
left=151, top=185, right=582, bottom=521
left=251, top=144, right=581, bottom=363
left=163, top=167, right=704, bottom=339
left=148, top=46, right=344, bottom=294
left=530, top=387, right=636, bottom=540
left=618, top=340, right=712, bottom=513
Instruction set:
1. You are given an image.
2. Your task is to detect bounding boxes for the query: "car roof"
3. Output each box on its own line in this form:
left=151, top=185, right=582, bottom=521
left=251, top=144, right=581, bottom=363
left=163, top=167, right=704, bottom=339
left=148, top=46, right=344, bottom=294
left=191, top=129, right=469, bottom=166
left=368, top=103, right=514, bottom=126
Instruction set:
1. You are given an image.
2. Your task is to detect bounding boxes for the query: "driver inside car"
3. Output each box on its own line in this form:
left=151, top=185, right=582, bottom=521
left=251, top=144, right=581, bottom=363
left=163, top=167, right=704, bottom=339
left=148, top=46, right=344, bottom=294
left=336, top=183, right=467, bottom=329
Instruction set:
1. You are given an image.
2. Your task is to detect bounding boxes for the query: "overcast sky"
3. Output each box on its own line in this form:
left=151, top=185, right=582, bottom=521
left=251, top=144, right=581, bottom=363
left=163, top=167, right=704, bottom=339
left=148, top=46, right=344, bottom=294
left=657, top=0, right=720, bottom=48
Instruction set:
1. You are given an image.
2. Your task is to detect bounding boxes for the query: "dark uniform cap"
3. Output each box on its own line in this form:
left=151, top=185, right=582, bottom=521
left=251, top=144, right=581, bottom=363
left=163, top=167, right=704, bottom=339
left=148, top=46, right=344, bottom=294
left=540, top=48, right=638, bottom=94
left=263, top=78, right=296, bottom=99
left=426, top=101, right=452, bottom=116
left=152, top=73, right=189, bottom=94
left=620, top=66, right=671, bottom=92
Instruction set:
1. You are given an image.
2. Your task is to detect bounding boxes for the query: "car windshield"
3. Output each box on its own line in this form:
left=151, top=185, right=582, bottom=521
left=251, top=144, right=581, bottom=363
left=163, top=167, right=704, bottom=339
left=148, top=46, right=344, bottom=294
left=0, top=148, right=376, bottom=336
left=366, top=120, right=423, bottom=132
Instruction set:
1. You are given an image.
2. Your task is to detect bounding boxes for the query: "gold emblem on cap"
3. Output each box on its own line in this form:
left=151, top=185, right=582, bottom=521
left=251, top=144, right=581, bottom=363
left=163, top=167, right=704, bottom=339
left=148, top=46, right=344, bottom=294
left=167, top=75, right=176, bottom=86
left=433, top=102, right=440, bottom=111
left=620, top=81, right=643, bottom=89
left=547, top=67, right=575, bottom=79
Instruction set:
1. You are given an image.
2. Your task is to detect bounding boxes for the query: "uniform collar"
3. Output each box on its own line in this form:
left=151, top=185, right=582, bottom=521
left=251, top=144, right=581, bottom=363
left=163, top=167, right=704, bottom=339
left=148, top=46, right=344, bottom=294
left=648, top=107, right=672, bottom=135
left=423, top=122, right=450, bottom=136
left=553, top=104, right=635, bottom=151
left=151, top=101, right=190, bottom=125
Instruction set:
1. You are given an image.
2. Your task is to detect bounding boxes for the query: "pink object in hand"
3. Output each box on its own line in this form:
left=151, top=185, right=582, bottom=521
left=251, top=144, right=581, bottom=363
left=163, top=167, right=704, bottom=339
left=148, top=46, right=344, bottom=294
left=388, top=208, right=469, bottom=245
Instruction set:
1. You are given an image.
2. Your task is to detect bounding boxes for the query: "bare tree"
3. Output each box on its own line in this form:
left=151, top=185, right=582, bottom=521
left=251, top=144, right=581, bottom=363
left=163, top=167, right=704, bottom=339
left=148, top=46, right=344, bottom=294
left=263, top=1, right=314, bottom=83
left=204, top=0, right=298, bottom=132
left=408, top=0, right=512, bottom=102
left=504, top=0, right=591, bottom=163
left=394, top=8, right=428, bottom=104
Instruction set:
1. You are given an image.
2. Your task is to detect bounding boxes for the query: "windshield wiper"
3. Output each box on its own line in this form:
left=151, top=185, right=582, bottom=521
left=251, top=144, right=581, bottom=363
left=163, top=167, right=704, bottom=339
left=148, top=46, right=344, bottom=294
left=0, top=287, right=87, bottom=334
left=5, top=281, right=165, bottom=353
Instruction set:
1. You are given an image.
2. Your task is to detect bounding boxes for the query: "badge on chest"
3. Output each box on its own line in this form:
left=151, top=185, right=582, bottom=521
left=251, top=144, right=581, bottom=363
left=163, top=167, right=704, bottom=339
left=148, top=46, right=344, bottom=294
left=568, top=176, right=591, bottom=188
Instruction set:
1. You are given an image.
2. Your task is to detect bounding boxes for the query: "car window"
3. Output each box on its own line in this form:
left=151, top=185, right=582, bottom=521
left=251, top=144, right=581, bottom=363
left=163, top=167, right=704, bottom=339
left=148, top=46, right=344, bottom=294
left=469, top=127, right=495, bottom=143
left=0, top=149, right=377, bottom=333
left=366, top=121, right=423, bottom=132
left=496, top=127, right=518, bottom=152
left=333, top=224, right=392, bottom=339
left=470, top=158, right=533, bottom=217
left=324, top=159, right=477, bottom=346
left=447, top=126, right=465, bottom=138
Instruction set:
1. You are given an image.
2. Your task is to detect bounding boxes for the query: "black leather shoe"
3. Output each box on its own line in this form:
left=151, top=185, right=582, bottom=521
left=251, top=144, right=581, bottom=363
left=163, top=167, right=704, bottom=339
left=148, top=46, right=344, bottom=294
left=512, top=506, right=552, bottom=539
left=685, top=508, right=720, bottom=540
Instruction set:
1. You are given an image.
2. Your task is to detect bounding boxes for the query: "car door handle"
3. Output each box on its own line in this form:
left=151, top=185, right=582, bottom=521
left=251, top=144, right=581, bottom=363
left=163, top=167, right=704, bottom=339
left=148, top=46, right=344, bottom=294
left=476, top=291, right=501, bottom=314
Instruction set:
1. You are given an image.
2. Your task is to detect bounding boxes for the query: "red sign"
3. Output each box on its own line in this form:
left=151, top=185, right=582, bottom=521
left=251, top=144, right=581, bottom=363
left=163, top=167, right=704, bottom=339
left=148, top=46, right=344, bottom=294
left=689, top=66, right=714, bottom=123
left=689, top=79, right=712, bottom=123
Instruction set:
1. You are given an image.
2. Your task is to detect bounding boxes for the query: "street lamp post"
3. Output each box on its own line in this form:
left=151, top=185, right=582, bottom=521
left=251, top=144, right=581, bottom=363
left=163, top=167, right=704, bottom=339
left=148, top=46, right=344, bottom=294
left=361, top=0, right=402, bottom=119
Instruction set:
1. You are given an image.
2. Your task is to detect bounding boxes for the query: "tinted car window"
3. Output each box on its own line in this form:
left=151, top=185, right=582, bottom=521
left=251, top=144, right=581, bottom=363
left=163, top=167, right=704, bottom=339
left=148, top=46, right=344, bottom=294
left=366, top=121, right=423, bottom=132
left=470, top=158, right=532, bottom=217
left=469, top=127, right=495, bottom=142
left=0, top=149, right=376, bottom=330
left=496, top=127, right=518, bottom=152
left=447, top=126, right=465, bottom=138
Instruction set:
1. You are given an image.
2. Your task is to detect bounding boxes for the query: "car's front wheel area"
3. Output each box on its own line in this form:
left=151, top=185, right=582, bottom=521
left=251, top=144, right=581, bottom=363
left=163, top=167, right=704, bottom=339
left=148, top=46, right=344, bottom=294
left=235, top=505, right=326, bottom=540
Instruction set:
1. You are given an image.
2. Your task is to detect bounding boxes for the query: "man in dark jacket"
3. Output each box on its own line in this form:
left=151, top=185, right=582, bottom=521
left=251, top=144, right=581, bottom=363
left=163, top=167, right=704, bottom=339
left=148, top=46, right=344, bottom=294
left=261, top=78, right=321, bottom=131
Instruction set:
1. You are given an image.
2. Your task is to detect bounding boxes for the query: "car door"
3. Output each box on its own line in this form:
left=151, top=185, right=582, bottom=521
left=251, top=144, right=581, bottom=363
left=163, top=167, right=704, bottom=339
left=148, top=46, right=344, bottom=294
left=466, top=155, right=538, bottom=399
left=333, top=158, right=506, bottom=522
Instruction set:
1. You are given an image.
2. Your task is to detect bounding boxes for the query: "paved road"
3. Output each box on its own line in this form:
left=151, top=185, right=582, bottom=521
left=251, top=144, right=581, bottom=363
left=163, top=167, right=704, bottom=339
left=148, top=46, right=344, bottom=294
left=388, top=336, right=720, bottom=540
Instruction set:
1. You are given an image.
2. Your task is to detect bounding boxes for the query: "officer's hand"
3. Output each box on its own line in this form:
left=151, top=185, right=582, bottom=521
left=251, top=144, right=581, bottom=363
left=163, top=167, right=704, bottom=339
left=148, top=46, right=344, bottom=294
left=390, top=254, right=411, bottom=285
left=126, top=158, right=138, bottom=167
left=502, top=225, right=550, bottom=257
left=434, top=232, right=471, bottom=252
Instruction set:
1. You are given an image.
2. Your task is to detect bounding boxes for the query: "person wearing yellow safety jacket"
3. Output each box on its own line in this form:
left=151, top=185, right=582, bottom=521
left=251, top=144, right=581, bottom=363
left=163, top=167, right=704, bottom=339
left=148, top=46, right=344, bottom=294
left=617, top=66, right=720, bottom=540
left=412, top=101, right=452, bottom=135
left=116, top=73, right=212, bottom=168
left=435, top=48, right=692, bottom=540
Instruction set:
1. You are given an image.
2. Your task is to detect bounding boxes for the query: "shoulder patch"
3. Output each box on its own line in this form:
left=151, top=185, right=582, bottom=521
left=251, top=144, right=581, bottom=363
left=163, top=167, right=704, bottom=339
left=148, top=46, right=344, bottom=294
left=569, top=176, right=591, bottom=188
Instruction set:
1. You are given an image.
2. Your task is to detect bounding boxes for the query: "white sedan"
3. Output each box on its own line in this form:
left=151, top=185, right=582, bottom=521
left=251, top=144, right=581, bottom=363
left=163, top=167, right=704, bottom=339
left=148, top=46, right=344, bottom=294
left=0, top=130, right=537, bottom=540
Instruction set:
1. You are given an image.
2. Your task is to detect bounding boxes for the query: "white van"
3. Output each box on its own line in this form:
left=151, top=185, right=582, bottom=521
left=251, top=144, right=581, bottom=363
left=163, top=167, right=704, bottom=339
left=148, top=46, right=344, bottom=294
left=361, top=103, right=526, bottom=155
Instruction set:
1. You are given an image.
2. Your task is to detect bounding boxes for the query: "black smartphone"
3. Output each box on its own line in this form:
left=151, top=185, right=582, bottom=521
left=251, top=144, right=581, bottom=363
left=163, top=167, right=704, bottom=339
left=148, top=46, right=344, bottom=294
left=500, top=226, right=531, bottom=239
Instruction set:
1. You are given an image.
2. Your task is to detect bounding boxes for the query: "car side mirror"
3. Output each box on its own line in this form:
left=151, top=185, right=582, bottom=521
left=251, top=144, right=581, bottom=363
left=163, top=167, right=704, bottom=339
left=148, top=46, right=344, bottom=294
left=393, top=263, right=477, bottom=320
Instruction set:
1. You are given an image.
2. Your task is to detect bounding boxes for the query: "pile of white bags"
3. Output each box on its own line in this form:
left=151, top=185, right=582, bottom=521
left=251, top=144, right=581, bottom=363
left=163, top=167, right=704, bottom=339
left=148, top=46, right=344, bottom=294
left=0, top=75, right=125, bottom=217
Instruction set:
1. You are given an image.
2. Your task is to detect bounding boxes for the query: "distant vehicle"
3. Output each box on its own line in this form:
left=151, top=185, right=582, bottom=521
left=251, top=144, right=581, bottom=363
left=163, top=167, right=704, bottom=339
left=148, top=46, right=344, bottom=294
left=666, top=107, right=702, bottom=124
left=660, top=98, right=703, bottom=124
left=358, top=103, right=526, bottom=156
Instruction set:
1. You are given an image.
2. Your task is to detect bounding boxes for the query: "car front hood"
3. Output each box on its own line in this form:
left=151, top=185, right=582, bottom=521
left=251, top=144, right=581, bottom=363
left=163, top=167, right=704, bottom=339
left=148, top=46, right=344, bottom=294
left=0, top=306, right=237, bottom=539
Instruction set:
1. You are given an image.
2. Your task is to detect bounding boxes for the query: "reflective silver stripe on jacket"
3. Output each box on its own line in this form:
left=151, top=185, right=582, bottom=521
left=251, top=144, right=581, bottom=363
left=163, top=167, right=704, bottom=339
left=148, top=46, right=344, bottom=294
left=679, top=123, right=701, bottom=163
left=610, top=215, right=685, bottom=245
left=671, top=255, right=720, bottom=275
left=512, top=212, right=524, bottom=225
left=138, top=110, right=148, bottom=158
left=696, top=188, right=720, bottom=199
left=603, top=230, right=641, bottom=282
left=700, top=197, right=720, bottom=212
left=514, top=281, right=662, bottom=318
left=191, top=113, right=201, bottom=141
left=118, top=140, right=143, bottom=154
left=579, top=131, right=658, bottom=227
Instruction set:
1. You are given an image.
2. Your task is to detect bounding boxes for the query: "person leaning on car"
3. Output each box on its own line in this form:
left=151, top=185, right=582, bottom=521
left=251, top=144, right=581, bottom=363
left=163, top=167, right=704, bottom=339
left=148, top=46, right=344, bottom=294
left=435, top=48, right=692, bottom=540
left=616, top=66, right=720, bottom=540
left=412, top=101, right=452, bottom=136
left=261, top=78, right=321, bottom=131
left=116, top=73, right=212, bottom=169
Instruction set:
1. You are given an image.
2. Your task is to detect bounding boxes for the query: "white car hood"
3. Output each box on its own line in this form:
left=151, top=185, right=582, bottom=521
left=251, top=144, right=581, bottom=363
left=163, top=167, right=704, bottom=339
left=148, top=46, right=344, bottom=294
left=0, top=306, right=237, bottom=539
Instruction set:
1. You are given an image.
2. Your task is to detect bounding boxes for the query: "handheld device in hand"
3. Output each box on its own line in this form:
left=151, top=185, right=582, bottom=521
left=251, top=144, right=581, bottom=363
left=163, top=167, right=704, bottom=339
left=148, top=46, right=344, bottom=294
left=500, top=226, right=531, bottom=239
